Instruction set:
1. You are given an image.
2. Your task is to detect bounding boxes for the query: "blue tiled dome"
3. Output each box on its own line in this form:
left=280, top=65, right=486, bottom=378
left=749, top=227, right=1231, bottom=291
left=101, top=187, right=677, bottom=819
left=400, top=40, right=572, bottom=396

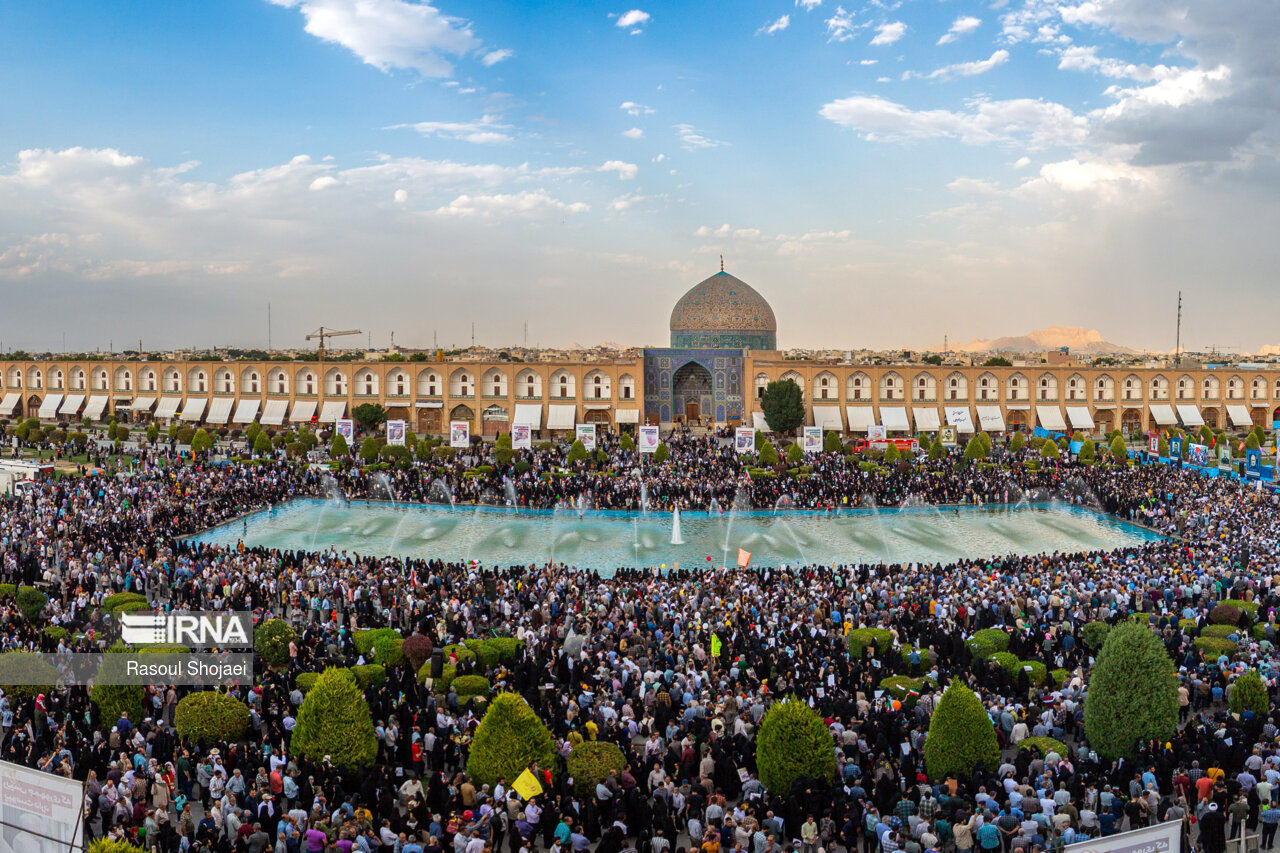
left=669, top=271, right=777, bottom=350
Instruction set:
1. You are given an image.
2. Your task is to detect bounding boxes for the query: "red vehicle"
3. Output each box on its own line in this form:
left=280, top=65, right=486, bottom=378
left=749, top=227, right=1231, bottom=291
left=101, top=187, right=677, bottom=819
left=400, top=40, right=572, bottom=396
left=851, top=437, right=920, bottom=454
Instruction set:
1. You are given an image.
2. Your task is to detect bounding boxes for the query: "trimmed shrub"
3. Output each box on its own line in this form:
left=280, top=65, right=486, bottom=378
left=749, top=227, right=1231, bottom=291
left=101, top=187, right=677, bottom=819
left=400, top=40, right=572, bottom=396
left=567, top=740, right=627, bottom=796
left=845, top=628, right=893, bottom=657
left=43, top=625, right=67, bottom=641
left=924, top=682, right=1000, bottom=780
left=1252, top=623, right=1274, bottom=642
left=254, top=619, right=297, bottom=667
left=484, top=637, right=525, bottom=663
left=452, top=675, right=492, bottom=697
left=1082, top=621, right=1111, bottom=650
left=291, top=667, right=379, bottom=769
left=174, top=691, right=249, bottom=743
left=988, top=652, right=1020, bottom=675
left=295, top=672, right=320, bottom=693
left=1194, top=636, right=1237, bottom=657
left=0, top=651, right=57, bottom=699
left=89, top=840, right=146, bottom=853
left=1230, top=669, right=1269, bottom=716
left=370, top=634, right=404, bottom=666
left=1050, top=669, right=1072, bottom=687
left=1020, top=660, right=1047, bottom=686
left=443, top=643, right=477, bottom=664
left=966, top=628, right=1010, bottom=659
left=756, top=696, right=836, bottom=794
left=465, top=638, right=502, bottom=669
left=1201, top=624, right=1240, bottom=639
left=1222, top=599, right=1260, bottom=621
left=350, top=664, right=386, bottom=689
left=1210, top=604, right=1243, bottom=626
left=101, top=592, right=148, bottom=612
left=402, top=634, right=434, bottom=671
left=353, top=627, right=401, bottom=656
left=15, top=586, right=47, bottom=622
left=0, top=584, right=14, bottom=600
left=419, top=661, right=458, bottom=692
left=1018, top=736, right=1068, bottom=758
left=467, top=693, right=557, bottom=787
left=1083, top=622, right=1178, bottom=759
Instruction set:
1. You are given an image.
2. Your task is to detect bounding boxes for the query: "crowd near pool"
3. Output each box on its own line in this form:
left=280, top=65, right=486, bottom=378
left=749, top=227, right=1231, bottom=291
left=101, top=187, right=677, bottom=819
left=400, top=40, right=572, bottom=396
left=191, top=498, right=1162, bottom=570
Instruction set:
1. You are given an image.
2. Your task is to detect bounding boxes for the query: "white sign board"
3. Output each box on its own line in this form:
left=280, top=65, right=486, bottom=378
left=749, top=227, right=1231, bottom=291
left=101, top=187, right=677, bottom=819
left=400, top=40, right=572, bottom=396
left=575, top=423, right=596, bottom=451
left=0, top=758, right=85, bottom=853
left=802, top=426, right=822, bottom=454
left=1066, top=819, right=1181, bottom=853
left=335, top=418, right=354, bottom=444
left=511, top=423, right=532, bottom=450
left=638, top=424, right=660, bottom=454
left=385, top=420, right=406, bottom=446
left=450, top=420, right=471, bottom=448
left=734, top=427, right=756, bottom=454
left=867, top=425, right=886, bottom=442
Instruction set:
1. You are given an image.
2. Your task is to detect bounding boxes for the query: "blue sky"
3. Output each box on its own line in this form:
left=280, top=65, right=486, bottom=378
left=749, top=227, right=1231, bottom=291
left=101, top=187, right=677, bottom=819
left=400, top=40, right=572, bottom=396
left=1, top=0, right=1278, bottom=353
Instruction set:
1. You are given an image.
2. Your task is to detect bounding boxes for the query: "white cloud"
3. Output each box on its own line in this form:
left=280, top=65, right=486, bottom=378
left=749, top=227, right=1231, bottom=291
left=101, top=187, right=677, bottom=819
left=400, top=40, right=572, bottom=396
left=598, top=160, right=639, bottom=179
left=758, top=15, right=790, bottom=35
left=819, top=94, right=1088, bottom=147
left=937, top=16, right=981, bottom=45
left=309, top=176, right=340, bottom=191
left=1013, top=156, right=1031, bottom=169
left=384, top=115, right=513, bottom=144
left=480, top=48, right=513, bottom=66
left=694, top=224, right=732, bottom=237
left=264, top=0, right=480, bottom=77
left=619, top=101, right=654, bottom=116
left=674, top=124, right=728, bottom=150
left=870, top=21, right=906, bottom=46
left=824, top=6, right=859, bottom=42
left=434, top=190, right=589, bottom=218
left=621, top=127, right=644, bottom=139
left=796, top=0, right=821, bottom=9
left=859, top=59, right=878, bottom=65
left=615, top=9, right=650, bottom=31
left=608, top=191, right=657, bottom=212
left=393, top=188, right=408, bottom=203
left=908, top=49, right=1010, bottom=81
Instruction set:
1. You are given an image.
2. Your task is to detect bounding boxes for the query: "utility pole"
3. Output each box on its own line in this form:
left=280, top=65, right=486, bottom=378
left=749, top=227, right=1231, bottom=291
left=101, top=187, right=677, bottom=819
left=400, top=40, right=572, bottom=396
left=268, top=302, right=272, bottom=351
left=471, top=323, right=475, bottom=348
left=1175, top=291, right=1182, bottom=365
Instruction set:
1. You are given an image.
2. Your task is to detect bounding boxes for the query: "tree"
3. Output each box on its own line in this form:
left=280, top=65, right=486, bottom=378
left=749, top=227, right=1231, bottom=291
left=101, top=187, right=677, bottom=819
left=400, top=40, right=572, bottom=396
left=1040, top=439, right=1060, bottom=461
left=467, top=693, right=558, bottom=787
left=785, top=442, right=804, bottom=466
left=755, top=696, right=835, bottom=794
left=1079, top=438, right=1096, bottom=463
left=1229, top=669, right=1269, bottom=717
left=91, top=644, right=144, bottom=731
left=1246, top=431, right=1261, bottom=451
left=1083, top=622, right=1178, bottom=759
left=291, top=668, right=379, bottom=769
left=567, top=439, right=589, bottom=466
left=757, top=441, right=778, bottom=466
left=494, top=432, right=514, bottom=466
left=922, top=354, right=943, bottom=366
left=174, top=691, right=250, bottom=743
left=653, top=442, right=670, bottom=463
left=619, top=433, right=635, bottom=452
left=245, top=421, right=261, bottom=446
left=255, top=619, right=297, bottom=667
left=928, top=438, right=944, bottom=460
left=1009, top=432, right=1025, bottom=454
left=567, top=741, right=627, bottom=796
left=331, top=432, right=349, bottom=457
left=359, top=437, right=381, bottom=463
left=824, top=430, right=843, bottom=453
left=352, top=403, right=388, bottom=433
left=983, top=355, right=1013, bottom=367
left=253, top=431, right=273, bottom=456
left=145, top=423, right=159, bottom=443
left=963, top=437, right=988, bottom=462
left=190, top=429, right=213, bottom=454
left=923, top=682, right=1001, bottom=780
left=883, top=442, right=900, bottom=464
left=1158, top=433, right=1169, bottom=456
left=760, top=379, right=805, bottom=434
left=1110, top=434, right=1127, bottom=463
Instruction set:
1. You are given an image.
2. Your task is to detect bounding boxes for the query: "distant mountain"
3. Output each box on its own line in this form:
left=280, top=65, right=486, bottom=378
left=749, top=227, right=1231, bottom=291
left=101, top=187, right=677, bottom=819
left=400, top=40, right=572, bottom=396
left=938, top=326, right=1137, bottom=355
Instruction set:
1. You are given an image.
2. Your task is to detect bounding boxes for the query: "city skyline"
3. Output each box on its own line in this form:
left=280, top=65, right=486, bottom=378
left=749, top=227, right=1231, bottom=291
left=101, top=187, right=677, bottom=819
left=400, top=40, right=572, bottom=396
left=1, top=0, right=1278, bottom=353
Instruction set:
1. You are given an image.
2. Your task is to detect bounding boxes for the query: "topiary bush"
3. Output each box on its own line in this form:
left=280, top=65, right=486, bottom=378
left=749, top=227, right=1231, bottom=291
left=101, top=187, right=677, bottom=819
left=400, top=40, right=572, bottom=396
left=1018, top=736, right=1068, bottom=758
left=452, top=675, right=492, bottom=697
left=1020, top=660, right=1047, bottom=686
left=369, top=634, right=404, bottom=666
left=0, top=651, right=57, bottom=699
left=401, top=634, right=434, bottom=671
left=1082, top=621, right=1111, bottom=650
left=349, top=664, right=387, bottom=689
left=353, top=627, right=401, bottom=656
left=290, top=667, right=378, bottom=769
left=43, top=625, right=67, bottom=642
left=1222, top=599, right=1260, bottom=620
left=755, top=695, right=836, bottom=794
left=966, top=628, right=1010, bottom=659
left=924, top=682, right=1000, bottom=780
left=174, top=691, right=250, bottom=743
left=101, top=591, right=148, bottom=612
left=1210, top=604, right=1243, bottom=625
left=1083, top=622, right=1178, bottom=759
left=1201, top=624, right=1240, bottom=639
left=566, top=740, right=627, bottom=796
left=254, top=618, right=297, bottom=667
left=295, top=672, right=320, bottom=693
left=419, top=661, right=457, bottom=692
left=1051, top=669, right=1073, bottom=687
left=845, top=628, right=893, bottom=657
left=442, top=642, right=477, bottom=664
left=91, top=643, right=144, bottom=729
left=15, top=586, right=47, bottom=622
left=467, top=693, right=557, bottom=787
left=1230, top=669, right=1269, bottom=716
left=1194, top=636, right=1237, bottom=657
left=988, top=652, right=1020, bottom=675
left=89, top=840, right=145, bottom=853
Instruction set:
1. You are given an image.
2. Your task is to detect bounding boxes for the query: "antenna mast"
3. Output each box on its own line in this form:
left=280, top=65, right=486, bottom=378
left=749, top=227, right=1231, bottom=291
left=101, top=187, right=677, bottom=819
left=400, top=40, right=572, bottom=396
left=1175, top=291, right=1182, bottom=365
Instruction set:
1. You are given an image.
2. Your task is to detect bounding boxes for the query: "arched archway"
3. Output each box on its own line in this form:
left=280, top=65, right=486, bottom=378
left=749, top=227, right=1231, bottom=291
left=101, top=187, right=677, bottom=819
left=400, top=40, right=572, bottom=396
left=1007, top=409, right=1028, bottom=431
left=1121, top=408, right=1142, bottom=434
left=672, top=361, right=713, bottom=423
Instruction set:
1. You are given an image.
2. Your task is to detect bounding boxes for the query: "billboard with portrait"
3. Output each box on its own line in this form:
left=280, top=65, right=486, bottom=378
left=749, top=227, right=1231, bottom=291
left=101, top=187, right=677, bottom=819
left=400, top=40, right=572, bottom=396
left=450, top=420, right=471, bottom=448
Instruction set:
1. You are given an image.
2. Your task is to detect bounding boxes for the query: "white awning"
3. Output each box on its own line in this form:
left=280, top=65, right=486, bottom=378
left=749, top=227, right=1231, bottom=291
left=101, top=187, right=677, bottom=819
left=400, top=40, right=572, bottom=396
left=261, top=400, right=289, bottom=426
left=881, top=406, right=910, bottom=432
left=1092, top=403, right=1116, bottom=410
left=129, top=397, right=156, bottom=412
left=154, top=397, right=181, bottom=419
left=205, top=397, right=234, bottom=425
left=179, top=398, right=208, bottom=422
left=513, top=403, right=543, bottom=429
left=59, top=394, right=85, bottom=416
left=752, top=411, right=770, bottom=432
left=38, top=394, right=63, bottom=419
left=1176, top=404, right=1204, bottom=427
left=813, top=405, right=843, bottom=433
left=976, top=405, right=1006, bottom=432
left=415, top=401, right=443, bottom=409
left=289, top=400, right=316, bottom=423
left=318, top=401, right=346, bottom=423
left=547, top=404, right=576, bottom=430
left=1065, top=406, right=1095, bottom=430
left=846, top=406, right=876, bottom=432
left=912, top=407, right=941, bottom=431
left=945, top=406, right=975, bottom=434
left=84, top=396, right=109, bottom=420
left=232, top=399, right=261, bottom=424
left=0, top=393, right=19, bottom=416
left=582, top=403, right=611, bottom=410
left=1149, top=404, right=1177, bottom=426
left=1035, top=405, right=1068, bottom=432
left=1227, top=404, right=1253, bottom=427
left=1005, top=403, right=1031, bottom=410
left=616, top=408, right=640, bottom=424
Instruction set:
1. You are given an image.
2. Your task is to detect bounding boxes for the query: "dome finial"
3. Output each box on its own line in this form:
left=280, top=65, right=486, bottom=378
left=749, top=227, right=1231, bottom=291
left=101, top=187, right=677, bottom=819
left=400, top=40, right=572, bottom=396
left=720, top=254, right=724, bottom=272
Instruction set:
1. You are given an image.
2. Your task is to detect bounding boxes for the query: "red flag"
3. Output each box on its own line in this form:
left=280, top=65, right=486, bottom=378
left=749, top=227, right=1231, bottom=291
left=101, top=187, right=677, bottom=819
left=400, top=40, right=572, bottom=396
left=737, top=548, right=751, bottom=568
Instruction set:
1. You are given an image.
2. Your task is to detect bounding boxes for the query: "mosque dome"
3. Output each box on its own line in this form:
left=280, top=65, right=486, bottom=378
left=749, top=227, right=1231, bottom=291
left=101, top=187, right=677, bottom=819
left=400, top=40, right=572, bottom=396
left=669, top=270, right=777, bottom=350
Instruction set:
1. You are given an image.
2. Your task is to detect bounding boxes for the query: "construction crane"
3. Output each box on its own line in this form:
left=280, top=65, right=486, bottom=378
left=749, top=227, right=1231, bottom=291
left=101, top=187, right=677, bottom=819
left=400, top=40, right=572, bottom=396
left=1203, top=344, right=1239, bottom=358
left=306, top=327, right=362, bottom=361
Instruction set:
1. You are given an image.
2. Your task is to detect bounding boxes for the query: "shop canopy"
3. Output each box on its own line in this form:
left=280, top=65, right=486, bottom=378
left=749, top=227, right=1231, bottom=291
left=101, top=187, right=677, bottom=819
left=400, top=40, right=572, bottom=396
left=154, top=397, right=181, bottom=419
left=205, top=397, right=234, bottom=425
left=38, top=394, right=63, bottom=419
left=232, top=399, right=261, bottom=424
left=812, top=405, right=843, bottom=433
left=1035, top=405, right=1068, bottom=432
left=1227, top=405, right=1253, bottom=428
left=1176, top=404, right=1204, bottom=428
left=546, top=404, right=576, bottom=430
left=179, top=398, right=208, bottom=422
left=976, top=406, right=1005, bottom=432
left=318, top=401, right=346, bottom=424
left=1065, top=406, right=1095, bottom=430
left=83, top=396, right=109, bottom=420
left=129, top=397, right=156, bottom=412
left=880, top=406, right=911, bottom=432
left=59, top=394, right=85, bottom=417
left=261, top=400, right=288, bottom=426
left=1149, top=404, right=1177, bottom=426
left=615, top=408, right=640, bottom=424
left=912, top=407, right=941, bottom=431
left=0, top=393, right=20, bottom=417
left=513, top=403, right=543, bottom=430
left=945, top=406, right=975, bottom=434
left=845, top=406, right=876, bottom=432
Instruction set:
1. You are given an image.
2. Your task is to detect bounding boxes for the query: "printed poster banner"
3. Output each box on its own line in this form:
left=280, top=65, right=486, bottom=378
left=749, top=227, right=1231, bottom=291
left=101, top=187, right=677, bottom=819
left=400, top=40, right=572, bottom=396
left=0, top=757, right=86, bottom=853
left=1148, top=436, right=1160, bottom=453
left=638, top=424, right=660, bottom=454
left=734, top=426, right=756, bottom=454
left=1169, top=437, right=1182, bottom=458
left=450, top=420, right=471, bottom=448
left=1065, top=818, right=1180, bottom=853
left=385, top=420, right=406, bottom=446
left=335, top=418, right=355, bottom=444
left=938, top=426, right=957, bottom=446
left=575, top=423, right=597, bottom=451
left=867, top=425, right=887, bottom=442
left=802, top=425, right=822, bottom=454
left=1188, top=443, right=1210, bottom=466
left=511, top=423, right=532, bottom=450
left=1246, top=447, right=1263, bottom=476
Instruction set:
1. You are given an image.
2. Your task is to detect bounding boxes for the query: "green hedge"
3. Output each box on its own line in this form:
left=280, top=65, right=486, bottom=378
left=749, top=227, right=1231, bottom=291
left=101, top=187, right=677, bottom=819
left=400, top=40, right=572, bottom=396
left=15, top=586, right=47, bottom=622
left=0, top=652, right=57, bottom=699
left=443, top=643, right=477, bottom=664
left=1018, top=736, right=1068, bottom=758
left=174, top=691, right=250, bottom=743
left=353, top=627, right=401, bottom=656
left=43, top=625, right=67, bottom=641
left=988, top=652, right=1020, bottom=675
left=846, top=628, right=893, bottom=657
left=88, top=840, right=145, bottom=853
left=1081, top=621, right=1110, bottom=650
left=291, top=667, right=379, bottom=769
left=296, top=672, right=320, bottom=693
left=1050, top=668, right=1072, bottom=686
left=467, top=693, right=557, bottom=787
left=924, top=682, right=1000, bottom=780
left=369, top=634, right=404, bottom=666
left=452, top=675, right=492, bottom=697
left=0, top=584, right=14, bottom=600
left=1222, top=599, right=1260, bottom=618
left=255, top=619, right=297, bottom=667
left=1020, top=660, right=1047, bottom=686
left=1229, top=669, right=1269, bottom=716
left=566, top=740, right=627, bottom=796
left=1201, top=624, right=1240, bottom=639
left=101, top=592, right=147, bottom=612
left=350, top=664, right=387, bottom=689
left=464, top=637, right=525, bottom=668
left=419, top=661, right=458, bottom=692
left=756, top=696, right=836, bottom=794
left=1194, top=636, right=1237, bottom=657
left=966, top=628, right=1010, bottom=659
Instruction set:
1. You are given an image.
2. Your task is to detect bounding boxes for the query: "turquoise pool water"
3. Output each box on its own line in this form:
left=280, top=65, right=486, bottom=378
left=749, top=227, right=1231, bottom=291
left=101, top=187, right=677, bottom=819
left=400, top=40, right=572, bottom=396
left=189, top=499, right=1162, bottom=571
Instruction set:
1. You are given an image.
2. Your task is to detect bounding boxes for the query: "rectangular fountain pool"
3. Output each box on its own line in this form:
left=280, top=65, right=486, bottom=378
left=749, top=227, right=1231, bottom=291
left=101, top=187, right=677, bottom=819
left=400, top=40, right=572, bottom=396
left=188, top=499, right=1162, bottom=571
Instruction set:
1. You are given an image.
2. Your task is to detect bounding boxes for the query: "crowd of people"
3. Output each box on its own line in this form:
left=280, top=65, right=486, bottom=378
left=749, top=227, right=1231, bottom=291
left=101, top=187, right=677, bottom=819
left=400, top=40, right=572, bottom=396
left=1, top=426, right=1279, bottom=853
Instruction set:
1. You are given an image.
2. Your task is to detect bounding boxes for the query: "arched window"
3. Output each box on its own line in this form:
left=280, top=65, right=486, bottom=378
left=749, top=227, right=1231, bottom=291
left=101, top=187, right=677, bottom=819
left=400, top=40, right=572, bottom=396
left=976, top=372, right=997, bottom=402
left=269, top=368, right=289, bottom=394
left=1227, top=375, right=1244, bottom=400
left=584, top=370, right=610, bottom=399
left=1149, top=374, right=1168, bottom=401
left=755, top=373, right=769, bottom=400
left=387, top=368, right=409, bottom=397
left=1122, top=374, right=1141, bottom=401
left=215, top=368, right=235, bottom=394
left=913, top=372, right=937, bottom=402
left=355, top=369, right=378, bottom=396
left=418, top=370, right=441, bottom=397
left=815, top=371, right=836, bottom=400
left=879, top=372, right=902, bottom=401
left=1176, top=375, right=1194, bottom=400
left=450, top=369, right=473, bottom=397
left=847, top=372, right=869, bottom=401
left=1251, top=376, right=1266, bottom=400
left=1007, top=373, right=1026, bottom=401
left=1037, top=374, right=1057, bottom=401
left=323, top=369, right=346, bottom=396
left=619, top=374, right=636, bottom=400
left=1094, top=374, right=1114, bottom=401
left=515, top=369, right=541, bottom=399
left=1202, top=376, right=1220, bottom=399
left=945, top=372, right=967, bottom=401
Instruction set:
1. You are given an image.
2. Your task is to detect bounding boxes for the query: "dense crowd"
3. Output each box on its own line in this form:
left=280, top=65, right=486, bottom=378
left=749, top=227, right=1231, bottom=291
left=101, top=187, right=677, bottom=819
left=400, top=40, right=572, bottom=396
left=1, top=430, right=1279, bottom=853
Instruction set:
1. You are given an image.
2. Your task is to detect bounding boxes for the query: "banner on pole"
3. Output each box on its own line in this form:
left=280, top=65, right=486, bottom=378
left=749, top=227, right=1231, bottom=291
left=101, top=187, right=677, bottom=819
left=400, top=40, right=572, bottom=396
left=638, top=425, right=660, bottom=454
left=335, top=418, right=354, bottom=444
left=386, top=420, right=406, bottom=446
left=734, top=427, right=755, bottom=454
left=450, top=421, right=471, bottom=448
left=802, top=426, right=822, bottom=454
left=575, top=423, right=597, bottom=451
left=511, top=423, right=532, bottom=450
left=868, top=425, right=887, bottom=442
left=0, top=757, right=86, bottom=853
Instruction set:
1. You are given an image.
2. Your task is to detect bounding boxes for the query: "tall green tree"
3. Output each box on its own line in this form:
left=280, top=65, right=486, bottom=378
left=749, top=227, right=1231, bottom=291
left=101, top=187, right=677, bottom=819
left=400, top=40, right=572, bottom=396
left=1009, top=432, right=1025, bottom=454
left=755, top=696, right=835, bottom=794
left=331, top=431, right=349, bottom=457
left=1040, top=438, right=1059, bottom=461
left=352, top=403, right=388, bottom=433
left=760, top=380, right=805, bottom=434
left=468, top=693, right=557, bottom=786
left=1109, top=434, right=1127, bottom=463
left=1083, top=622, right=1178, bottom=759
left=291, top=668, right=378, bottom=769
left=923, top=682, right=1000, bottom=780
